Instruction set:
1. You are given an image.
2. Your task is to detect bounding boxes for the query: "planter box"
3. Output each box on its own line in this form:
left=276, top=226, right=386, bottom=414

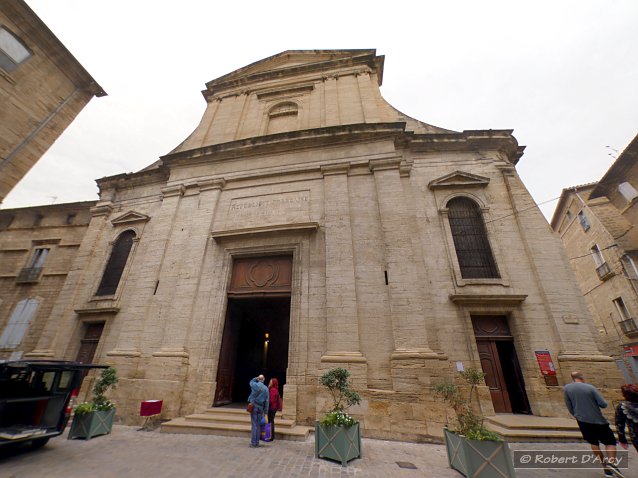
left=315, top=421, right=361, bottom=466
left=68, top=409, right=115, bottom=440
left=443, top=428, right=516, bottom=478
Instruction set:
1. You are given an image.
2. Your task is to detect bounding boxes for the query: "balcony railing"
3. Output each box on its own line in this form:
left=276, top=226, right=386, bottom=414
left=619, top=318, right=638, bottom=337
left=596, top=262, right=613, bottom=281
left=16, top=267, right=43, bottom=283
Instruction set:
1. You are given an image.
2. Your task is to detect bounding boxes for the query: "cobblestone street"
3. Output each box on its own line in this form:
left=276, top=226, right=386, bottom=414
left=1, top=426, right=637, bottom=478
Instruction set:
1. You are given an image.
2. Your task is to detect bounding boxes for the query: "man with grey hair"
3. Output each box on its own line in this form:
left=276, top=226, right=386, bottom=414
left=248, top=374, right=269, bottom=448
left=564, top=371, right=624, bottom=477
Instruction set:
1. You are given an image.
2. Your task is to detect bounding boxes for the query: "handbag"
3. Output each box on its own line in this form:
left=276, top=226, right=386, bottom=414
left=246, top=403, right=254, bottom=413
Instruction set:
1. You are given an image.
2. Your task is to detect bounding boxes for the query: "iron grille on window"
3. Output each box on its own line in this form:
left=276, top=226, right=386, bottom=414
left=16, top=267, right=43, bottom=283
left=96, top=230, right=135, bottom=296
left=447, top=197, right=500, bottom=279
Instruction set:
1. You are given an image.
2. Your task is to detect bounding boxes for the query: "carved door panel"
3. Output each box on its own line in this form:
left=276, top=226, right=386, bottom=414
left=476, top=339, right=512, bottom=413
left=228, top=256, right=292, bottom=297
left=214, top=307, right=241, bottom=406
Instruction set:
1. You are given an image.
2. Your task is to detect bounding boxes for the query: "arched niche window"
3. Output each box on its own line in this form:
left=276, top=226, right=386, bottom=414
left=447, top=197, right=500, bottom=279
left=266, top=102, right=298, bottom=134
left=96, top=230, right=136, bottom=296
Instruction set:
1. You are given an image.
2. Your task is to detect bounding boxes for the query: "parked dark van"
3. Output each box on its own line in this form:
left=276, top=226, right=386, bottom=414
left=0, top=360, right=106, bottom=448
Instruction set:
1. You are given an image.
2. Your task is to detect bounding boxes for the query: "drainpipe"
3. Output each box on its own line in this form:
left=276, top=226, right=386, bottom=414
left=0, top=86, right=81, bottom=171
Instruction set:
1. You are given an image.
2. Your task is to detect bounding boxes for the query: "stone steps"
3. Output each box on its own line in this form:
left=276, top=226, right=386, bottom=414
left=484, top=415, right=585, bottom=443
left=161, top=406, right=312, bottom=441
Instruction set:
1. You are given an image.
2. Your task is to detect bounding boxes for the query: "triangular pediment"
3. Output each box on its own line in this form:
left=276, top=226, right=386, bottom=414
left=206, top=49, right=380, bottom=90
left=111, top=210, right=150, bottom=225
left=428, top=171, right=490, bottom=190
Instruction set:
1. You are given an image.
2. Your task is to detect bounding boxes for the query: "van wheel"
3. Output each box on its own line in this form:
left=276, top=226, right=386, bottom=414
left=31, top=438, right=50, bottom=449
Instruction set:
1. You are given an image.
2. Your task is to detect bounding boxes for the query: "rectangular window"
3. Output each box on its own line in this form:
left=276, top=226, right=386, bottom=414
left=0, top=27, right=32, bottom=72
left=613, top=297, right=631, bottom=322
left=29, top=248, right=49, bottom=268
left=0, top=298, right=39, bottom=349
left=622, top=254, right=638, bottom=280
left=578, top=211, right=590, bottom=231
left=619, top=182, right=638, bottom=202
left=591, top=245, right=605, bottom=267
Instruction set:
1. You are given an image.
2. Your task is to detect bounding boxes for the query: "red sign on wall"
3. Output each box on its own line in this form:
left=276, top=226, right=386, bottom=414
left=535, top=350, right=556, bottom=376
left=624, top=344, right=638, bottom=357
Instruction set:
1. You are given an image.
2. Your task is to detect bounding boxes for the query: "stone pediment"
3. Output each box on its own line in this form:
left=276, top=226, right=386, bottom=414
left=110, top=210, right=150, bottom=225
left=428, top=171, right=490, bottom=190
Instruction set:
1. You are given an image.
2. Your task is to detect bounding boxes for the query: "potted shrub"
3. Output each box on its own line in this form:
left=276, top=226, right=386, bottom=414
left=315, top=367, right=362, bottom=466
left=434, top=368, right=516, bottom=478
left=68, top=367, right=118, bottom=440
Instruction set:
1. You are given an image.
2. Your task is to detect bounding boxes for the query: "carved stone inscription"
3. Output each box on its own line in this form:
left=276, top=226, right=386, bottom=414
left=226, top=190, right=310, bottom=228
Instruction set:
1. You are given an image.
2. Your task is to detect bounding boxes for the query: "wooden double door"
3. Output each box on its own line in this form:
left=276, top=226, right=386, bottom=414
left=472, top=316, right=531, bottom=414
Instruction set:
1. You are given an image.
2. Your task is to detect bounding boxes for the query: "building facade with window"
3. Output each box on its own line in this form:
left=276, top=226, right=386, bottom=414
left=0, top=201, right=95, bottom=359
left=13, top=50, right=621, bottom=441
left=551, top=133, right=638, bottom=383
left=0, top=0, right=105, bottom=204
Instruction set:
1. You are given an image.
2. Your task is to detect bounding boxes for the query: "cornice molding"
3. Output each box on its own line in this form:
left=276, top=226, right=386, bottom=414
left=211, top=221, right=319, bottom=241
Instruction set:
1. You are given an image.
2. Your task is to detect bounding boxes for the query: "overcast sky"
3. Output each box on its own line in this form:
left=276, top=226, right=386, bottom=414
left=3, top=1, right=637, bottom=221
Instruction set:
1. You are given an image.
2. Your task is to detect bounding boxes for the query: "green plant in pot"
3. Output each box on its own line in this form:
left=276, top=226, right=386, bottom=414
left=434, top=368, right=516, bottom=478
left=68, top=367, right=118, bottom=440
left=315, top=367, right=362, bottom=466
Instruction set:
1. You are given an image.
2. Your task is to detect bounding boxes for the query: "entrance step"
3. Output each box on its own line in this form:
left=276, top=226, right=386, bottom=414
left=161, top=406, right=312, bottom=441
left=484, top=415, right=585, bottom=443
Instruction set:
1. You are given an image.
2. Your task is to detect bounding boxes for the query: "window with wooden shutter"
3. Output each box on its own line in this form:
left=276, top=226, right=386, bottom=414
left=447, top=197, right=500, bottom=279
left=96, top=230, right=135, bottom=296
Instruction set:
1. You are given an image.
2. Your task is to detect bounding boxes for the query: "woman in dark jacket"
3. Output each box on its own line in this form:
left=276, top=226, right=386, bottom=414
left=268, top=378, right=282, bottom=440
left=615, top=383, right=638, bottom=452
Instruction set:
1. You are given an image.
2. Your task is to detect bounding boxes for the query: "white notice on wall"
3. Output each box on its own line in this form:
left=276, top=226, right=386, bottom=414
left=456, top=361, right=464, bottom=372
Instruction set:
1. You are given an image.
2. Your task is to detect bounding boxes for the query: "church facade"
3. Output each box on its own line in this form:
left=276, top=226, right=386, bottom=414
left=17, top=50, right=621, bottom=440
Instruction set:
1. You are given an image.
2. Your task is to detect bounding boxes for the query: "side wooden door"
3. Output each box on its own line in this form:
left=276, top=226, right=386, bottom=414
left=476, top=339, right=512, bottom=413
left=213, top=306, right=241, bottom=406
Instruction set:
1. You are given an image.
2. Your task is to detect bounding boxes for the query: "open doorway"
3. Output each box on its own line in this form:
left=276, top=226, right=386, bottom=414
left=214, top=297, right=290, bottom=406
left=472, top=315, right=531, bottom=415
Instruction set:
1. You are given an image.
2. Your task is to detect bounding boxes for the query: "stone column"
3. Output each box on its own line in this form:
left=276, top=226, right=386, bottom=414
left=320, top=164, right=366, bottom=368
left=26, top=202, right=114, bottom=358
left=369, top=159, right=439, bottom=391
left=154, top=179, right=225, bottom=356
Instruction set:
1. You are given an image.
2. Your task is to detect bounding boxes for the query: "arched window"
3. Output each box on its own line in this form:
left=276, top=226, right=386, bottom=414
left=447, top=197, right=499, bottom=279
left=266, top=102, right=298, bottom=134
left=96, top=230, right=136, bottom=296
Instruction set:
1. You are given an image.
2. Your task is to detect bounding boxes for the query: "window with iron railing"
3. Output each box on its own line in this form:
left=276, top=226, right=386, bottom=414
left=447, top=197, right=500, bottom=279
left=96, top=230, right=135, bottom=296
left=619, top=318, right=638, bottom=336
left=16, top=248, right=49, bottom=284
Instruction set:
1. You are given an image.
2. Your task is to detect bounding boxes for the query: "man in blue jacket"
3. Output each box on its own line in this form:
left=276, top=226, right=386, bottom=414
left=248, top=374, right=269, bottom=447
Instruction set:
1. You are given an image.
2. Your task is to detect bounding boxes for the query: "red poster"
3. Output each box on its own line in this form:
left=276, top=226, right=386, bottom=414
left=624, top=344, right=638, bottom=356
left=535, top=350, right=556, bottom=376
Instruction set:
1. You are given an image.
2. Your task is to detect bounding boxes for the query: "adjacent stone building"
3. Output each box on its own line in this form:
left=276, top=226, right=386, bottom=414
left=0, top=202, right=95, bottom=360
left=551, top=133, right=638, bottom=383
left=2, top=50, right=622, bottom=441
left=0, top=0, right=105, bottom=203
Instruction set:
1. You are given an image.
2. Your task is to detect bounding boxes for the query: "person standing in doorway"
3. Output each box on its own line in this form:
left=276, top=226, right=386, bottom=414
left=564, top=371, right=624, bottom=478
left=248, top=374, right=269, bottom=448
left=615, top=383, right=638, bottom=453
left=268, top=378, right=282, bottom=440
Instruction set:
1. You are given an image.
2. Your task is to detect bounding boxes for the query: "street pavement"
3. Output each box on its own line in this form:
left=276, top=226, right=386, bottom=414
left=1, top=425, right=637, bottom=477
